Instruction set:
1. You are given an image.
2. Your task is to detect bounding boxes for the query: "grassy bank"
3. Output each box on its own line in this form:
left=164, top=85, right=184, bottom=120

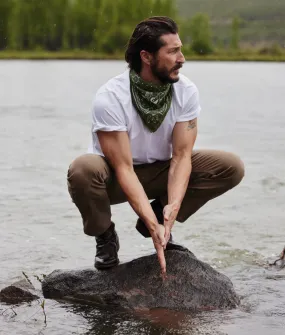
left=0, top=50, right=285, bottom=62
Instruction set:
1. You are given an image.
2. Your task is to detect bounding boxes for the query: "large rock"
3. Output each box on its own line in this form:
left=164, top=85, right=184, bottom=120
left=42, top=250, right=239, bottom=311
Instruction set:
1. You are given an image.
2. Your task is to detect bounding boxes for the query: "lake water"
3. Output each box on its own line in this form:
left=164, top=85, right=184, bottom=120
left=0, top=60, right=285, bottom=335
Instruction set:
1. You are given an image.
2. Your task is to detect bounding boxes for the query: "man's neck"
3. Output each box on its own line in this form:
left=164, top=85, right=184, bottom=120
left=139, top=68, right=162, bottom=85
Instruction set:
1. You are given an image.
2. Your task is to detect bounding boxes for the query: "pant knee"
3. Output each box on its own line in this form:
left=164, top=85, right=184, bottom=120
left=68, top=155, right=91, bottom=186
left=67, top=154, right=110, bottom=187
left=227, top=153, right=245, bottom=188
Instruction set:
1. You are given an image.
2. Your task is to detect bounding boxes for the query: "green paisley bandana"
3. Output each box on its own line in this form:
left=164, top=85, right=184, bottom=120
left=130, top=69, right=172, bottom=132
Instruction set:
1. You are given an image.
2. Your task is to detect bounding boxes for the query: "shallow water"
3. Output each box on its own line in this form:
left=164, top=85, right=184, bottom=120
left=0, top=60, right=285, bottom=334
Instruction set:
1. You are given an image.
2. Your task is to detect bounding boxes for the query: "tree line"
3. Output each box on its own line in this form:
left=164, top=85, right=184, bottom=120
left=0, top=0, right=241, bottom=55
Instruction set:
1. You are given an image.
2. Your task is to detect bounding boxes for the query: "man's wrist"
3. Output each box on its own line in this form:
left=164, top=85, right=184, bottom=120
left=168, top=200, right=181, bottom=212
left=145, top=218, right=159, bottom=233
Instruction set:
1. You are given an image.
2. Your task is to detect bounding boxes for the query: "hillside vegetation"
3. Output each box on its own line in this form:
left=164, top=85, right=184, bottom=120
left=0, top=0, right=284, bottom=59
left=177, top=0, right=285, bottom=45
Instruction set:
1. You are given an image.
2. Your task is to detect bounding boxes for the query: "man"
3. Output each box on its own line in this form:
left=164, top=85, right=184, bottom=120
left=67, top=16, right=244, bottom=275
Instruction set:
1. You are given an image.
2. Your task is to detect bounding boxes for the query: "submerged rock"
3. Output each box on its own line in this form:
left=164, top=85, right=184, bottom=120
left=0, top=279, right=39, bottom=304
left=42, top=250, right=239, bottom=311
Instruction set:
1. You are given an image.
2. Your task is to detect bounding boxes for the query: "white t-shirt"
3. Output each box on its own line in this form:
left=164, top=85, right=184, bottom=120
left=88, top=69, right=201, bottom=165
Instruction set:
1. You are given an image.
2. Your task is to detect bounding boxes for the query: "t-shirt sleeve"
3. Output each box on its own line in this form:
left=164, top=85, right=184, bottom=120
left=91, top=92, right=127, bottom=133
left=176, top=84, right=201, bottom=122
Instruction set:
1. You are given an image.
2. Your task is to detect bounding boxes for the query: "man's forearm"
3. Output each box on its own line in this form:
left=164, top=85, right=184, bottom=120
left=116, top=166, right=158, bottom=233
left=168, top=155, right=192, bottom=209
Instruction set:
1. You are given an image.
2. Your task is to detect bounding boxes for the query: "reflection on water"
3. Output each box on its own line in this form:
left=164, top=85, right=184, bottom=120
left=61, top=303, right=226, bottom=335
left=1, top=60, right=285, bottom=334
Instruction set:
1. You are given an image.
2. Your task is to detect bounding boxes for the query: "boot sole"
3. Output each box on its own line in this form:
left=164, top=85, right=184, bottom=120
left=95, top=258, right=119, bottom=270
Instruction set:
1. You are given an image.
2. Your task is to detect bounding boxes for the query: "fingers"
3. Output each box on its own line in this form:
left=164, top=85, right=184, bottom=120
left=165, top=233, right=170, bottom=244
left=152, top=225, right=167, bottom=274
left=163, top=205, right=177, bottom=238
left=164, top=206, right=175, bottom=228
left=157, top=225, right=166, bottom=248
left=156, top=245, right=166, bottom=274
left=164, top=226, right=171, bottom=243
left=163, top=206, right=171, bottom=222
left=159, top=232, right=166, bottom=248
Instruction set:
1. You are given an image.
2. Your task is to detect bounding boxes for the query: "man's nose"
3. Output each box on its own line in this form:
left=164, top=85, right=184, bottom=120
left=178, top=51, right=185, bottom=64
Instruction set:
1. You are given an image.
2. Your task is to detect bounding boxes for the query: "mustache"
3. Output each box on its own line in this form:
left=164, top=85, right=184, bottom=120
left=172, top=64, right=183, bottom=71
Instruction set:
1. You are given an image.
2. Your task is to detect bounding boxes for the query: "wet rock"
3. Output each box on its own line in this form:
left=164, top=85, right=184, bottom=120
left=269, top=246, right=285, bottom=269
left=0, top=279, right=39, bottom=304
left=42, top=250, right=239, bottom=311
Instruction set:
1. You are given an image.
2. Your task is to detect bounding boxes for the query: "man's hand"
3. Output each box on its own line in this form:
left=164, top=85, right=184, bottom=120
left=150, top=224, right=167, bottom=275
left=163, top=203, right=180, bottom=243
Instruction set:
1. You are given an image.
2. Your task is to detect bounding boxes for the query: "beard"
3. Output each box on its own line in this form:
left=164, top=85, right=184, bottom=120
left=150, top=59, right=182, bottom=84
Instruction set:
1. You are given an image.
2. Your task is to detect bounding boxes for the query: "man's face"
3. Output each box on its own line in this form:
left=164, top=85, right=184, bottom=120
left=150, top=33, right=185, bottom=84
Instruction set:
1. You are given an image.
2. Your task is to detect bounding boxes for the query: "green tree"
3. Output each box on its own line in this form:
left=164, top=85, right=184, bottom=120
left=0, top=0, right=13, bottom=49
left=231, top=16, right=240, bottom=50
left=189, top=13, right=213, bottom=55
left=92, top=0, right=120, bottom=52
left=8, top=0, right=31, bottom=49
left=69, top=0, right=97, bottom=49
left=2, top=0, right=178, bottom=53
left=45, top=0, right=69, bottom=50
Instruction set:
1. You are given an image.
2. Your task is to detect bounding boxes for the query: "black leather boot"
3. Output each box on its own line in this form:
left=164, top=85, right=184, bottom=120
left=95, top=222, right=120, bottom=270
left=136, top=199, right=190, bottom=252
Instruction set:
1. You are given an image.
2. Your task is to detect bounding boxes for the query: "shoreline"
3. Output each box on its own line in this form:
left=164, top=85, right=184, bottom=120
left=0, top=51, right=285, bottom=62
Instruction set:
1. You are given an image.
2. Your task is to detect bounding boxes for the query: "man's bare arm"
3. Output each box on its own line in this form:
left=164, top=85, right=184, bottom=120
left=97, top=131, right=166, bottom=273
left=163, top=118, right=197, bottom=239
left=169, top=118, right=197, bottom=207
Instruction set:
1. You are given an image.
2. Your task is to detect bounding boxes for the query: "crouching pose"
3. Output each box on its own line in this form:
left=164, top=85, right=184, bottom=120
left=67, top=16, right=244, bottom=274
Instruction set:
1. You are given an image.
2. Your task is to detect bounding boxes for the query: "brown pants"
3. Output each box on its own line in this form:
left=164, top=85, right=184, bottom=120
left=67, top=150, right=244, bottom=237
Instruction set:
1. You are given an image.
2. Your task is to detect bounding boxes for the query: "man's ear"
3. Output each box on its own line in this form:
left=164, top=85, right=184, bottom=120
left=140, top=50, right=153, bottom=66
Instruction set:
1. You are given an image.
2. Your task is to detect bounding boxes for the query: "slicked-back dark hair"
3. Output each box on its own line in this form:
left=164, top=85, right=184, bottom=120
left=125, top=16, right=178, bottom=73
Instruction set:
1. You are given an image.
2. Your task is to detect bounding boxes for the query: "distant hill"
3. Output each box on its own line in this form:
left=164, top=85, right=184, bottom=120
left=176, top=0, right=285, bottom=46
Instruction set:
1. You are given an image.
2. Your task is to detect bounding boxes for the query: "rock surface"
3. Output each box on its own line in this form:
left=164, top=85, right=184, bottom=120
left=42, top=250, right=239, bottom=311
left=0, top=279, right=39, bottom=304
